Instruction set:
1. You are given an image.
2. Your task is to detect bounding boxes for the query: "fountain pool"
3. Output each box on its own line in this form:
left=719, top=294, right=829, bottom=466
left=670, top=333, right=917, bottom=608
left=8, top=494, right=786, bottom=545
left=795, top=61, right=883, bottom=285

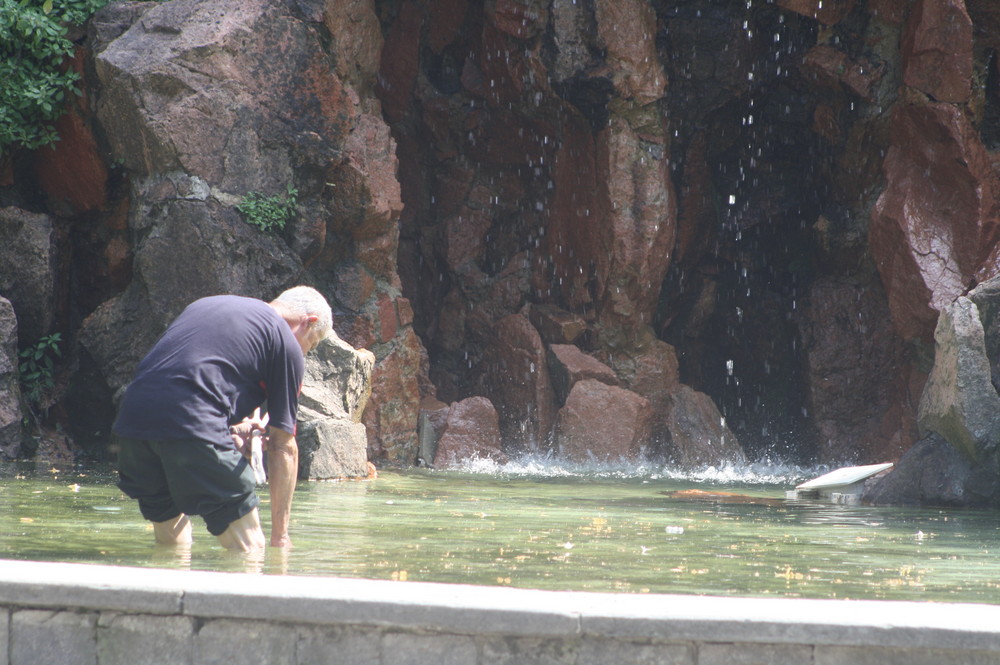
left=2, top=461, right=999, bottom=604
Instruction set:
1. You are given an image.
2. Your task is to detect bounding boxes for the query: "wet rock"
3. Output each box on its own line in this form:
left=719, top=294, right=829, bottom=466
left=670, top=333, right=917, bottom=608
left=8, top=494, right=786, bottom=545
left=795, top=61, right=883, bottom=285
left=802, top=278, right=914, bottom=464
left=776, top=0, right=856, bottom=25
left=417, top=396, right=450, bottom=466
left=598, top=333, right=680, bottom=447
left=917, top=296, right=1000, bottom=462
left=433, top=396, right=507, bottom=467
left=0, top=297, right=22, bottom=458
left=597, top=116, right=676, bottom=332
left=869, top=102, right=999, bottom=343
left=969, top=275, right=1000, bottom=390
left=547, top=344, right=619, bottom=405
left=361, top=326, right=428, bottom=464
left=861, top=433, right=988, bottom=507
left=0, top=207, right=56, bottom=345
left=664, top=385, right=745, bottom=468
left=527, top=304, right=587, bottom=346
left=556, top=379, right=652, bottom=462
left=479, top=313, right=556, bottom=453
left=902, top=0, right=974, bottom=103
left=594, top=0, right=667, bottom=104
left=31, top=52, right=108, bottom=215
left=801, top=45, right=885, bottom=101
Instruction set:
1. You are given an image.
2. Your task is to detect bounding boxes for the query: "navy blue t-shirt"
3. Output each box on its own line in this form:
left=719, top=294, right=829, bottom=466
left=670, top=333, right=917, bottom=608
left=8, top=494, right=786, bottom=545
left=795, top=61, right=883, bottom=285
left=113, top=295, right=304, bottom=445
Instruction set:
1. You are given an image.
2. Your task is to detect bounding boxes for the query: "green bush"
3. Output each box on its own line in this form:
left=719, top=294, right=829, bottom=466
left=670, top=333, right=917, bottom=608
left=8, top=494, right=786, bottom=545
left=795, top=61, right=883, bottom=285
left=236, top=185, right=299, bottom=233
left=19, top=332, right=61, bottom=407
left=0, top=0, right=111, bottom=154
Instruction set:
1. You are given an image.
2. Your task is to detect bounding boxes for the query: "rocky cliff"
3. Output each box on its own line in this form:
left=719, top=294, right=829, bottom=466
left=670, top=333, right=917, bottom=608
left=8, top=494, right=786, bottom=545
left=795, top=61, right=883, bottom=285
left=2, top=0, right=1000, bottom=487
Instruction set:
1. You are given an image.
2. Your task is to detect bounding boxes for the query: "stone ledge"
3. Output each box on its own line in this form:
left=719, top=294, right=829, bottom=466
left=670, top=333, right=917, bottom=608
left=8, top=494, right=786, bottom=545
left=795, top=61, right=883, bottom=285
left=1, top=559, right=999, bottom=658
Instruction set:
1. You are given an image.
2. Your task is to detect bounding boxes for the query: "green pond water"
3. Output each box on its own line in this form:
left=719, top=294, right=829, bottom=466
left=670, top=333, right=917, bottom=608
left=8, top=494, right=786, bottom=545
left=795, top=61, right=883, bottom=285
left=2, top=460, right=999, bottom=604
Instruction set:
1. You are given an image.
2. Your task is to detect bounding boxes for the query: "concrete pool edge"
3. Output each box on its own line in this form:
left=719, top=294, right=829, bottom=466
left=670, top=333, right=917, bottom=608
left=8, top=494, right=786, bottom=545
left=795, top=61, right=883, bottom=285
left=1, top=559, right=999, bottom=664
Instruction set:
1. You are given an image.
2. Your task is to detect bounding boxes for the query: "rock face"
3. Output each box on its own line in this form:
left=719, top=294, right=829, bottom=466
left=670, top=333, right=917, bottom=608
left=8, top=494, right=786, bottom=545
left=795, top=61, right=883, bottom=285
left=864, top=279, right=1000, bottom=507
left=0, top=297, right=21, bottom=457
left=7, top=0, right=1000, bottom=479
left=0, top=208, right=56, bottom=345
left=70, top=0, right=413, bottom=467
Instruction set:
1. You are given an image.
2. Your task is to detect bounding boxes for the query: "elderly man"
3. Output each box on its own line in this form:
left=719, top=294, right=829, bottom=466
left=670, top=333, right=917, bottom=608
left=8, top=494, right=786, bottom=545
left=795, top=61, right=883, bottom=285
left=113, top=286, right=332, bottom=550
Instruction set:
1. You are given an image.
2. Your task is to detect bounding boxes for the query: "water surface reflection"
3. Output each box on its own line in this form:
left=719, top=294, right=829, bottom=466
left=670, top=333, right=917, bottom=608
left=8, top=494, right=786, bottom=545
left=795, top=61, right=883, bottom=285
left=2, top=461, right=998, bottom=603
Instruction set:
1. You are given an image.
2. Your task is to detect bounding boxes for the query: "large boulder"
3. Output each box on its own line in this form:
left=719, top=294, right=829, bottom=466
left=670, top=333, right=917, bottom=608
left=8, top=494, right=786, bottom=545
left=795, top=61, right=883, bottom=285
left=556, top=379, right=652, bottom=462
left=664, top=385, right=745, bottom=468
left=0, top=297, right=22, bottom=458
left=547, top=343, right=619, bottom=405
left=296, top=331, right=374, bottom=480
left=901, top=0, right=974, bottom=103
left=862, top=433, right=986, bottom=507
left=432, top=396, right=507, bottom=468
left=479, top=313, right=556, bottom=453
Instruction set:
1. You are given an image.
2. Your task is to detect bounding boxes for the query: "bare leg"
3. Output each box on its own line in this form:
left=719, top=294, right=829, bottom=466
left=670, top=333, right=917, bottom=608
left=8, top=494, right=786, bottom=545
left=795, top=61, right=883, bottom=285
left=153, top=514, right=193, bottom=545
left=216, top=507, right=266, bottom=551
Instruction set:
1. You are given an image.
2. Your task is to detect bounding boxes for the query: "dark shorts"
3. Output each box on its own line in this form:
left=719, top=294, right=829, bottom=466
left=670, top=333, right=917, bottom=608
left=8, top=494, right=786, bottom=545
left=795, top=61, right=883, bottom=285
left=116, top=436, right=259, bottom=536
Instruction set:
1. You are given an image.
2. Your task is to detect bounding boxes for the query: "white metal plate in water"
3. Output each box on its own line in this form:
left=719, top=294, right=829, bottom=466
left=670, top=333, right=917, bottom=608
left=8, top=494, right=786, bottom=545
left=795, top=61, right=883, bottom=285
left=795, top=462, right=893, bottom=491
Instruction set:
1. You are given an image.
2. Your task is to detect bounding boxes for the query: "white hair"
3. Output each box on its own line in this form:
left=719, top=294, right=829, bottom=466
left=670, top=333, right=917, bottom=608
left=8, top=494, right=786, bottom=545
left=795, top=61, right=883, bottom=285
left=273, top=285, right=333, bottom=337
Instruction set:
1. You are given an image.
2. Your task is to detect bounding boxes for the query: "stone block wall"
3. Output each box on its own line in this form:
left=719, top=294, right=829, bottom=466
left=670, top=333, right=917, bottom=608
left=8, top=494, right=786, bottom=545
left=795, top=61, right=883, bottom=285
left=1, top=560, right=999, bottom=665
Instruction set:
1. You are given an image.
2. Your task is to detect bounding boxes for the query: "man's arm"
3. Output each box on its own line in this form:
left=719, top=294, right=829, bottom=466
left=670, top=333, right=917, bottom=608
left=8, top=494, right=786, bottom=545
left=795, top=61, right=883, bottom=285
left=266, top=426, right=298, bottom=547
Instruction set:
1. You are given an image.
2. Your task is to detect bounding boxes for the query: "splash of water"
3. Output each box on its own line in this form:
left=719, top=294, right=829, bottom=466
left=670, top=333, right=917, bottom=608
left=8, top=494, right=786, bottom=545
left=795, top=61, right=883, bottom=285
left=448, top=452, right=823, bottom=486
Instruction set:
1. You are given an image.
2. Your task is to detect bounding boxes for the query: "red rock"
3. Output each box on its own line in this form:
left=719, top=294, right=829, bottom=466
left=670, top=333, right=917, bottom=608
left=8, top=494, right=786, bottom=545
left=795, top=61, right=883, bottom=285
left=548, top=344, right=619, bottom=404
left=664, top=385, right=745, bottom=468
left=556, top=379, right=652, bottom=462
left=323, top=0, right=382, bottom=89
left=902, top=0, right=973, bottom=103
left=489, top=0, right=547, bottom=40
left=870, top=102, right=999, bottom=342
left=32, top=50, right=107, bottom=214
left=777, top=0, right=855, bottom=24
left=479, top=313, right=556, bottom=452
left=433, top=396, right=508, bottom=467
left=802, top=278, right=913, bottom=464
left=868, top=0, right=909, bottom=22
left=361, top=327, right=427, bottom=464
left=596, top=116, right=677, bottom=331
left=377, top=0, right=421, bottom=123
left=594, top=0, right=666, bottom=103
left=546, top=112, right=604, bottom=313
left=801, top=45, right=884, bottom=100
left=427, top=0, right=469, bottom=53
left=527, top=304, right=587, bottom=345
left=378, top=296, right=399, bottom=344
left=444, top=207, right=491, bottom=269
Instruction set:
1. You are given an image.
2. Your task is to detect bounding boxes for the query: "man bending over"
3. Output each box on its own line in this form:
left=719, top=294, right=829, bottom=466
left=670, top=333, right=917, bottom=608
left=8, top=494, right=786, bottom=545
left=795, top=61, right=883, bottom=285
left=114, top=286, right=332, bottom=550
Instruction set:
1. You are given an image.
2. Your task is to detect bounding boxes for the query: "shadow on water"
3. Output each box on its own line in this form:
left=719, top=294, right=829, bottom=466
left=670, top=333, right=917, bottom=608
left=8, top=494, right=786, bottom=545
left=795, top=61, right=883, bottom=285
left=1, top=457, right=999, bottom=604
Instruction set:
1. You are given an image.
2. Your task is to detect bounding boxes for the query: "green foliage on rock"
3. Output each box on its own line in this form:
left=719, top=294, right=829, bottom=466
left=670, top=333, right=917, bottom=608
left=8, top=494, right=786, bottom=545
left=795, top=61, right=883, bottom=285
left=236, top=185, right=299, bottom=234
left=19, top=332, right=61, bottom=407
left=0, top=0, right=111, bottom=154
